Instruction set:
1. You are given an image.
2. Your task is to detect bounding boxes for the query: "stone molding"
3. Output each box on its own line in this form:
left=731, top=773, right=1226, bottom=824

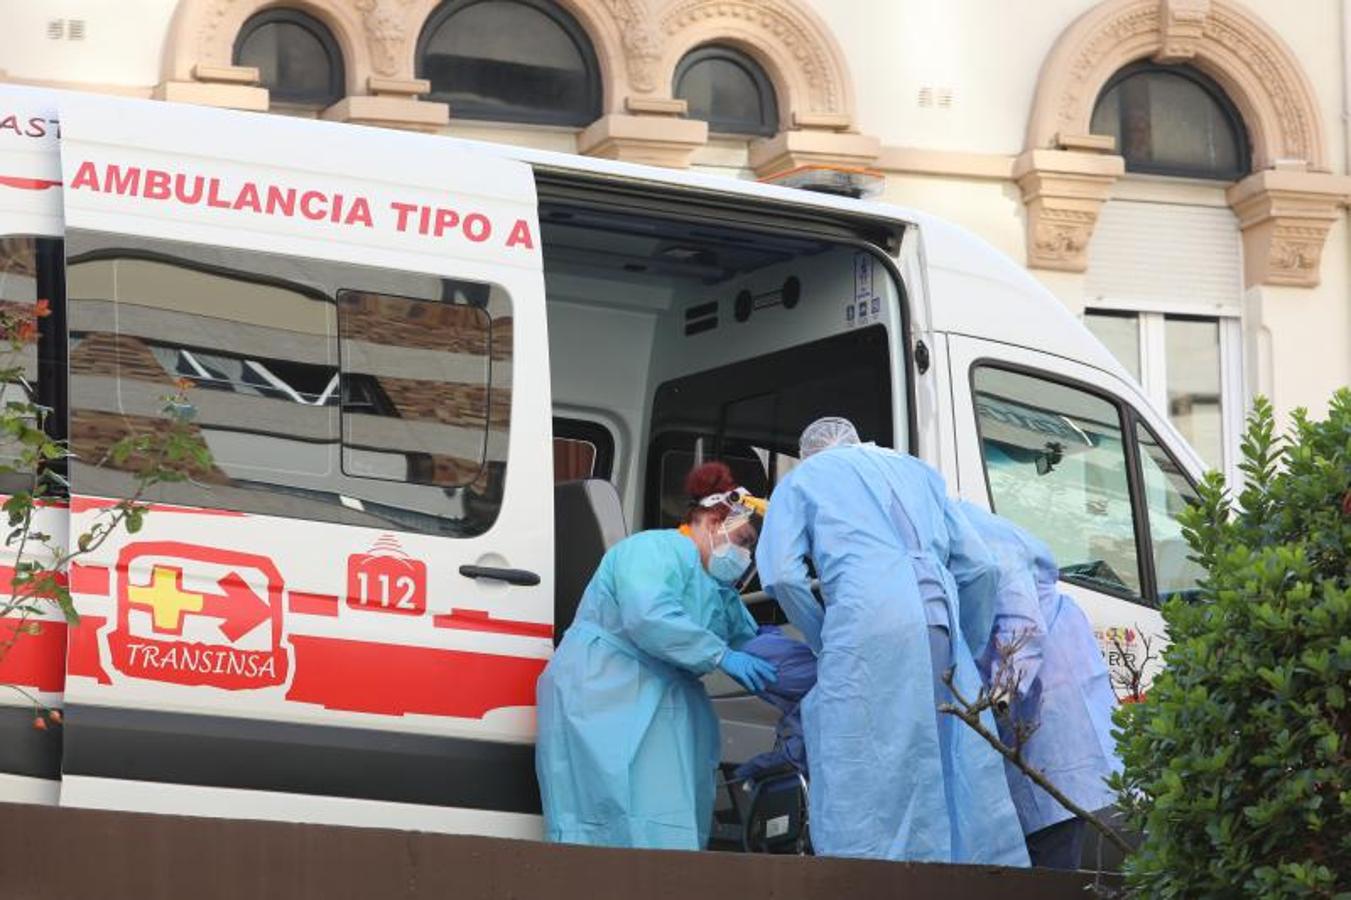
left=749, top=130, right=880, bottom=180
left=1013, top=149, right=1126, bottom=272
left=1226, top=170, right=1351, bottom=288
left=875, top=147, right=1015, bottom=181
left=578, top=113, right=708, bottom=168
left=160, top=0, right=865, bottom=165
left=322, top=94, right=449, bottom=132
left=655, top=0, right=855, bottom=129
left=1021, top=0, right=1337, bottom=284
left=155, top=62, right=267, bottom=111
left=1027, top=0, right=1326, bottom=171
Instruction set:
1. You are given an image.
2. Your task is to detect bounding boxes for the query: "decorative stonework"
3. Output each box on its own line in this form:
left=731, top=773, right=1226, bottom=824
left=1226, top=170, right=1351, bottom=288
left=656, top=0, right=855, bottom=127
left=164, top=0, right=374, bottom=93
left=1022, top=0, right=1338, bottom=285
left=578, top=113, right=708, bottom=168
left=355, top=0, right=416, bottom=77
left=1013, top=149, right=1125, bottom=272
left=604, top=0, right=663, bottom=92
left=1027, top=0, right=1326, bottom=171
left=159, top=0, right=869, bottom=165
left=748, top=130, right=880, bottom=180
left=1156, top=0, right=1210, bottom=62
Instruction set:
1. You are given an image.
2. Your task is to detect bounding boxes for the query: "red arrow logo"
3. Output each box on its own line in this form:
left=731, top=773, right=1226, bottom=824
left=199, top=572, right=272, bottom=643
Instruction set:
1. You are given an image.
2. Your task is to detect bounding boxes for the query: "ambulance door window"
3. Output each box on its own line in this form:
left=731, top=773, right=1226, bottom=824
left=1136, top=420, right=1205, bottom=603
left=66, top=232, right=513, bottom=537
left=337, top=285, right=507, bottom=489
left=972, top=365, right=1145, bottom=598
left=552, top=417, right=614, bottom=483
left=0, top=238, right=40, bottom=483
left=0, top=236, right=64, bottom=494
left=645, top=325, right=893, bottom=529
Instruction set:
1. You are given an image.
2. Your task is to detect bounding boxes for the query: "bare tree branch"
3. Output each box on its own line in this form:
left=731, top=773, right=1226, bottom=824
left=1108, top=627, right=1157, bottom=704
left=938, top=643, right=1134, bottom=858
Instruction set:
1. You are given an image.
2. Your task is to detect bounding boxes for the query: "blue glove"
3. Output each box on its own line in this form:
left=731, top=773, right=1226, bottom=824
left=719, top=649, right=778, bottom=694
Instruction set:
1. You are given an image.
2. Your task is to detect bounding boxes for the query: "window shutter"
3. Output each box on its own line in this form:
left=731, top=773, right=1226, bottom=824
left=1086, top=200, right=1241, bottom=313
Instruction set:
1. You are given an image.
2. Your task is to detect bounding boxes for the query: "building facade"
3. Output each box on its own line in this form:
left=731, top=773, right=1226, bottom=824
left=3, top=0, right=1349, bottom=479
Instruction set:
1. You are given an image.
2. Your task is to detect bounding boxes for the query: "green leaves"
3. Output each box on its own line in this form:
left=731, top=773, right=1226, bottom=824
left=1119, top=388, right=1351, bottom=898
left=0, top=377, right=211, bottom=670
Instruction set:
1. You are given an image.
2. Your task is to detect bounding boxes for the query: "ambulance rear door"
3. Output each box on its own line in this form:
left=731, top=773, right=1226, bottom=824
left=55, top=95, right=553, bottom=835
left=0, top=84, right=69, bottom=804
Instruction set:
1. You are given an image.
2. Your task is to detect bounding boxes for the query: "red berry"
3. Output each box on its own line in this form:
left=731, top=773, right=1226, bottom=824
left=31, top=717, right=47, bottom=731
left=47, top=709, right=62, bottom=725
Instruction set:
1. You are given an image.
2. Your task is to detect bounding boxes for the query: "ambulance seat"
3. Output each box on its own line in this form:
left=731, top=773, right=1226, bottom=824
left=553, top=478, right=627, bottom=646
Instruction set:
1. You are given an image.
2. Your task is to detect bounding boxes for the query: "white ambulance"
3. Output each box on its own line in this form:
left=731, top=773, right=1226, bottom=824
left=0, top=84, right=1203, bottom=837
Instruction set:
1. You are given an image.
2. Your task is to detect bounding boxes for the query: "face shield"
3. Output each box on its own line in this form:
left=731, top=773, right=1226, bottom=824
left=696, top=488, right=764, bottom=588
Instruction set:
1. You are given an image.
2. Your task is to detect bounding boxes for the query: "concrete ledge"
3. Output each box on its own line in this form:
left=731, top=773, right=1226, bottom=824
left=579, top=113, right=709, bottom=169
left=153, top=80, right=268, bottom=112
left=876, top=147, right=1015, bottom=181
left=322, top=95, right=449, bottom=132
left=749, top=130, right=882, bottom=179
left=0, top=802, right=1113, bottom=899
left=191, top=64, right=260, bottom=85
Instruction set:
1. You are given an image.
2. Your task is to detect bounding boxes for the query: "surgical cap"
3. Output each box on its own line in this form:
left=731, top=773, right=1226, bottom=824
left=799, top=416, right=860, bottom=458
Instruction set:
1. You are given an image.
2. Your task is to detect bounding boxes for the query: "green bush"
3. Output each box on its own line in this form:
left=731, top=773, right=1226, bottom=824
left=1113, top=390, right=1350, bottom=899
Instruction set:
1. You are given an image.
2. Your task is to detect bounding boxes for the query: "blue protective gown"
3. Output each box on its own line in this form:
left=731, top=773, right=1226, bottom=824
left=536, top=529, right=758, bottom=850
left=755, top=444, right=1028, bottom=865
left=957, top=502, right=1122, bottom=835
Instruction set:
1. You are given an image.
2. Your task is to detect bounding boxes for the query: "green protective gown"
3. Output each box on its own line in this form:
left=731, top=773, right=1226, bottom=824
left=536, top=529, right=758, bottom=849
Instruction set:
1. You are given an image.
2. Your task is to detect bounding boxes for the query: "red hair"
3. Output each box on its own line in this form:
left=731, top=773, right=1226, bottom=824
left=684, top=461, right=737, bottom=525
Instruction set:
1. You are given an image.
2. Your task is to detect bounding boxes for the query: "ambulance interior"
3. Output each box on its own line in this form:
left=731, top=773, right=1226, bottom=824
left=538, top=192, right=907, bottom=836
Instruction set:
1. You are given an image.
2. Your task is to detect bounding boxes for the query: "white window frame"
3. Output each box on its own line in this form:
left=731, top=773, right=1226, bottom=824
left=1085, top=299, right=1246, bottom=488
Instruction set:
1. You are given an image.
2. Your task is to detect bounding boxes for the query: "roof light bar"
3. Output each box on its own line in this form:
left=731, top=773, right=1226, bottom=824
left=758, top=165, right=886, bottom=199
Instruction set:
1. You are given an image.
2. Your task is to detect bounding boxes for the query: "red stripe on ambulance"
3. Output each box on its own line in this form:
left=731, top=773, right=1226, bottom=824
left=70, top=563, right=111, bottom=596
left=67, top=615, right=112, bottom=685
left=0, top=616, right=66, bottom=692
left=287, top=591, right=340, bottom=616
left=286, top=635, right=543, bottom=718
left=433, top=609, right=553, bottom=640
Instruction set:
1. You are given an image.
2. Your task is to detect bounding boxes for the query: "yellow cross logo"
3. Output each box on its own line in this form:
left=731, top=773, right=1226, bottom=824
left=127, top=565, right=203, bottom=633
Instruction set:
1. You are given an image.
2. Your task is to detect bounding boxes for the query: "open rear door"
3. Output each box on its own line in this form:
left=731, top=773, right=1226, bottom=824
left=0, top=85, right=69, bottom=804
left=55, top=95, right=554, bottom=835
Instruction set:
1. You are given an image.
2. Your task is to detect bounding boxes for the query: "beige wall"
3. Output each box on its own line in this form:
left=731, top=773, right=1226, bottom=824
left=0, top=0, right=176, bottom=92
left=0, top=0, right=1346, bottom=427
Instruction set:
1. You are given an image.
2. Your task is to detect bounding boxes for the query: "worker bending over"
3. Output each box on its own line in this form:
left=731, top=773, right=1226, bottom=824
left=958, top=501, right=1122, bottom=869
left=755, top=417, right=1027, bottom=865
left=536, top=462, right=777, bottom=850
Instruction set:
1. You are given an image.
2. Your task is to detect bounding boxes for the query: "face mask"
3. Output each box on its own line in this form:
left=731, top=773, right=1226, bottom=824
left=708, top=539, right=752, bottom=586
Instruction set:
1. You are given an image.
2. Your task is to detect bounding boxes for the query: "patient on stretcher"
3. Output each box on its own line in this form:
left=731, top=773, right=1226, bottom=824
left=733, top=626, right=817, bottom=782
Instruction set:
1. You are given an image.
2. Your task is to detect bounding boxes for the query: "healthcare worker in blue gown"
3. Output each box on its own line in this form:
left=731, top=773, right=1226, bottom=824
left=755, top=417, right=1028, bottom=865
left=957, top=501, right=1122, bottom=869
left=536, top=462, right=778, bottom=850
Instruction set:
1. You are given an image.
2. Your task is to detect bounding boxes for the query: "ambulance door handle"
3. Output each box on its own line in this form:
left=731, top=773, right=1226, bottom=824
left=458, top=565, right=541, bottom=587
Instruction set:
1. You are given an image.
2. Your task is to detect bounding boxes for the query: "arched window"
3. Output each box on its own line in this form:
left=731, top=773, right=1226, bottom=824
left=674, top=45, right=779, bottom=137
left=1090, top=63, right=1249, bottom=181
left=416, top=0, right=601, bottom=127
left=234, top=9, right=345, bottom=107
